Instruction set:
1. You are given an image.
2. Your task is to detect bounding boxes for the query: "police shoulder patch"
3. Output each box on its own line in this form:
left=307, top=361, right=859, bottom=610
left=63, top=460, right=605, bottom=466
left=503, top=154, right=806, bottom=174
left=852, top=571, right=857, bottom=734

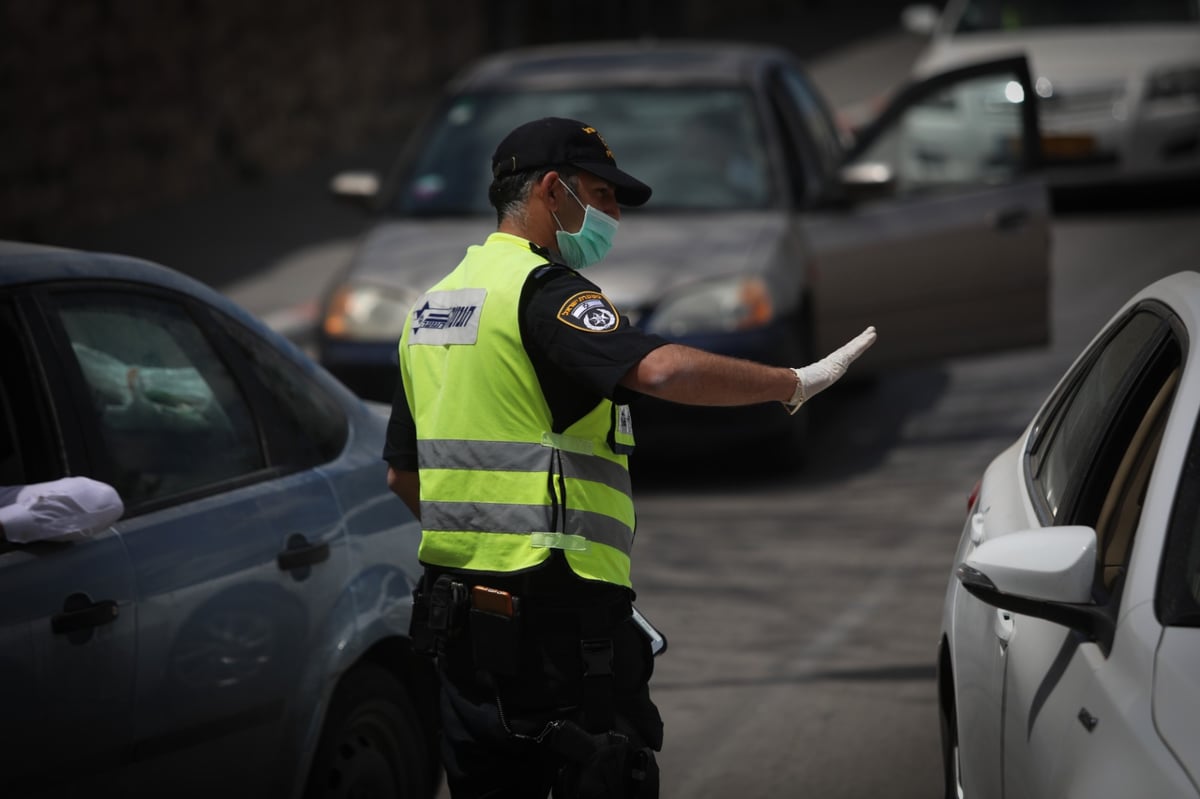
left=557, top=291, right=620, bottom=333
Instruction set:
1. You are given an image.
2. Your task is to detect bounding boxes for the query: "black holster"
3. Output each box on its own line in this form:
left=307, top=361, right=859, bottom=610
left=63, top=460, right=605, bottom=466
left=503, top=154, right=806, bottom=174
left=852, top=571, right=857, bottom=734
left=547, top=719, right=659, bottom=799
left=410, top=573, right=468, bottom=656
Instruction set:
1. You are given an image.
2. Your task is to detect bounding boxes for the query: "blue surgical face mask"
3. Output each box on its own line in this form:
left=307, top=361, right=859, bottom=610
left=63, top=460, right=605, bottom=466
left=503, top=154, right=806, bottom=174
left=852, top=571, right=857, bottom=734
left=553, top=179, right=618, bottom=270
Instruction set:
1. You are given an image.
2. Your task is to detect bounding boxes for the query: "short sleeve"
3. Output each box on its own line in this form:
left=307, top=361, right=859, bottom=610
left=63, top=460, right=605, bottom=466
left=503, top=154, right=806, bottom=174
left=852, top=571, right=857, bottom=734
left=522, top=267, right=668, bottom=400
left=382, top=377, right=419, bottom=471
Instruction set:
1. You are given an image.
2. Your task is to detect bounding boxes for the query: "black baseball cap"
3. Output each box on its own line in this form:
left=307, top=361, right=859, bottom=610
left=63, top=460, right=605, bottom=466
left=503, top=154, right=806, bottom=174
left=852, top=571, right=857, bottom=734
left=491, top=117, right=652, bottom=207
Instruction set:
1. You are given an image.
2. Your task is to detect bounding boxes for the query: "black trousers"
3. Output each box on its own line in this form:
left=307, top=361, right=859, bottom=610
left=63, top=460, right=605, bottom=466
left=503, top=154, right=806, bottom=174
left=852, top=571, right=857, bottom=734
left=430, top=561, right=663, bottom=799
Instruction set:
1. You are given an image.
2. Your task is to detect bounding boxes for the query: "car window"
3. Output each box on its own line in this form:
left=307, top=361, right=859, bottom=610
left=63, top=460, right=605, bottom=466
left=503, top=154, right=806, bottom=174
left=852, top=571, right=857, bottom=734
left=852, top=71, right=1030, bottom=196
left=1030, top=310, right=1177, bottom=530
left=0, top=300, right=61, bottom=485
left=1159, top=387, right=1200, bottom=627
left=215, top=315, right=348, bottom=467
left=52, top=292, right=263, bottom=509
left=953, top=0, right=1199, bottom=32
left=395, top=88, right=773, bottom=214
left=1093, top=366, right=1178, bottom=592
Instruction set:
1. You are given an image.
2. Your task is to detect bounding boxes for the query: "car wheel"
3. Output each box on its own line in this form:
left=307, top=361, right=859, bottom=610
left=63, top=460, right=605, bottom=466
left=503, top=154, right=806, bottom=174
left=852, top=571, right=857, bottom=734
left=304, top=662, right=434, bottom=799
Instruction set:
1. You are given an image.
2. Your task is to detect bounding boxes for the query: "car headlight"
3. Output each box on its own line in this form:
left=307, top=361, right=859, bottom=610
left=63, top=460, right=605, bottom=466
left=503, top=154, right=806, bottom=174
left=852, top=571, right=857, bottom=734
left=644, top=277, right=774, bottom=337
left=322, top=282, right=421, bottom=341
left=1146, top=65, right=1200, bottom=103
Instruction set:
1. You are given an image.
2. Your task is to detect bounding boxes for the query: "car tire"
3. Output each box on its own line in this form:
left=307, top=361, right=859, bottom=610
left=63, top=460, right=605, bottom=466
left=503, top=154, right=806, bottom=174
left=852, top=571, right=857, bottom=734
left=304, top=662, right=435, bottom=799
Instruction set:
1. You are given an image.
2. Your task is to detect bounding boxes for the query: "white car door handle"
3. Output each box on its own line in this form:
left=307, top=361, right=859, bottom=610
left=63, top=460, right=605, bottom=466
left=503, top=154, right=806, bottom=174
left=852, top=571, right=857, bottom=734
left=970, top=512, right=986, bottom=544
left=994, top=610, right=1014, bottom=647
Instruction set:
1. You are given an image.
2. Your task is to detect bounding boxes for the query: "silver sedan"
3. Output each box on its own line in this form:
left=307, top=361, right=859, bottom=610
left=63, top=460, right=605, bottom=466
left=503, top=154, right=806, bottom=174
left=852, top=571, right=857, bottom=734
left=319, top=40, right=1052, bottom=457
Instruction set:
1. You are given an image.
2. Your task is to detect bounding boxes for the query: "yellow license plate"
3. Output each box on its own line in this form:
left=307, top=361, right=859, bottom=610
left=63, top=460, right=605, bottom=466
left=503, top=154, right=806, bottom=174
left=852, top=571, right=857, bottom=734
left=1041, top=134, right=1096, bottom=159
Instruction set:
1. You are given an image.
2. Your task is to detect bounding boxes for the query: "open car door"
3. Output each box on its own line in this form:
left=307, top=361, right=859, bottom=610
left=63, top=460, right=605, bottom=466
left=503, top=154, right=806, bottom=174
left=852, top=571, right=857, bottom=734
left=804, top=55, right=1050, bottom=369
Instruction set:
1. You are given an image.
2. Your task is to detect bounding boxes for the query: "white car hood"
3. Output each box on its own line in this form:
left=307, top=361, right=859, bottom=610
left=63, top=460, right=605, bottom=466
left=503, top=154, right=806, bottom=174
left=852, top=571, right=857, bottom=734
left=345, top=212, right=792, bottom=312
left=913, top=25, right=1200, bottom=84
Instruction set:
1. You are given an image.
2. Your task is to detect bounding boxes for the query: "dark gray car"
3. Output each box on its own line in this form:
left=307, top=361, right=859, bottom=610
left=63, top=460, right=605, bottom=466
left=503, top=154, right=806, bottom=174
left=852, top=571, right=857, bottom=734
left=0, top=241, right=438, bottom=799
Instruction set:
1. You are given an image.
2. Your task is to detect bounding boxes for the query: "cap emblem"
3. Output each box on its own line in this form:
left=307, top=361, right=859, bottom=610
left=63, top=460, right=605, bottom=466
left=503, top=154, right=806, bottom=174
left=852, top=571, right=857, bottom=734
left=582, top=126, right=615, bottom=161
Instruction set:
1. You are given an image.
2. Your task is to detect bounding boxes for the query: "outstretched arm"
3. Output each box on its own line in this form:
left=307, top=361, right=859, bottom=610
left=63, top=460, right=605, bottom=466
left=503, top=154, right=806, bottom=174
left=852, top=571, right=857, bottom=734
left=621, top=327, right=877, bottom=412
left=621, top=344, right=796, bottom=406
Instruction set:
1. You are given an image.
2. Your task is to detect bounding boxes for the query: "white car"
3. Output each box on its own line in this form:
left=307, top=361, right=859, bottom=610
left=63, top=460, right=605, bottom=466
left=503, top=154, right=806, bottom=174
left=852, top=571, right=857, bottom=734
left=903, top=0, right=1200, bottom=188
left=938, top=270, right=1200, bottom=798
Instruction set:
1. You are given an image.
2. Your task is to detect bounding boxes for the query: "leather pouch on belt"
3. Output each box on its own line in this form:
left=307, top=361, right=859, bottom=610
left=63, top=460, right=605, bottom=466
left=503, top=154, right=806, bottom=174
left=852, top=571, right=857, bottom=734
left=409, top=577, right=436, bottom=655
left=469, top=586, right=521, bottom=675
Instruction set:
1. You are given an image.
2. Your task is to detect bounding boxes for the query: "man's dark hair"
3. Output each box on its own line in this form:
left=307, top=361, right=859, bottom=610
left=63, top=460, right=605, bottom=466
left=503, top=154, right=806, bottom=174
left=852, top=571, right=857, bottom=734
left=489, top=166, right=580, bottom=224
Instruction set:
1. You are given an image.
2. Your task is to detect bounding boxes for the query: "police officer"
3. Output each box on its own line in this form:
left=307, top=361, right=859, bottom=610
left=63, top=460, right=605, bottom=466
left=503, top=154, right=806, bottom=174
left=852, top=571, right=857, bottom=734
left=384, top=117, right=876, bottom=799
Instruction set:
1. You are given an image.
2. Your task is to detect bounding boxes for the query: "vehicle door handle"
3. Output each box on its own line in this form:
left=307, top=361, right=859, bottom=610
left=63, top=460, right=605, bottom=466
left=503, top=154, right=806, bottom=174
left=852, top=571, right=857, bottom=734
left=970, top=512, right=986, bottom=544
left=51, top=593, right=119, bottom=635
left=994, top=610, right=1014, bottom=648
left=988, top=207, right=1029, bottom=231
left=277, top=535, right=330, bottom=572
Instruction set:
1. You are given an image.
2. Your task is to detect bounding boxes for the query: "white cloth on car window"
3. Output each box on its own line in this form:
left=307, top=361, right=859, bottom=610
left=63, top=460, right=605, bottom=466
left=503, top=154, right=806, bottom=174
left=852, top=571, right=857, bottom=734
left=71, top=342, right=229, bottom=434
left=0, top=477, right=124, bottom=544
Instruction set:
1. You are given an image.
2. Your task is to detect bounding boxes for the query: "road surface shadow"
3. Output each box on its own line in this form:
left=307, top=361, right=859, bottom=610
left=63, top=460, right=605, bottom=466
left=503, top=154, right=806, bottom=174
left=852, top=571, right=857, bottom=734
left=631, top=362, right=953, bottom=492
left=650, top=662, right=937, bottom=692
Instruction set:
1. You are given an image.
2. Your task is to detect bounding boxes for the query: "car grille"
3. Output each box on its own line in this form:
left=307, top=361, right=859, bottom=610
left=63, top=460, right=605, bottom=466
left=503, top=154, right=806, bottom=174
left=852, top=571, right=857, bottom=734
left=1039, top=81, right=1125, bottom=115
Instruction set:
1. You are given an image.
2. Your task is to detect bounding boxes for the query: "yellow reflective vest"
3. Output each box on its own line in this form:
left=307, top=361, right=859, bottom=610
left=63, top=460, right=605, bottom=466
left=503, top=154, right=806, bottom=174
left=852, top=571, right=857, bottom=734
left=399, top=232, right=637, bottom=588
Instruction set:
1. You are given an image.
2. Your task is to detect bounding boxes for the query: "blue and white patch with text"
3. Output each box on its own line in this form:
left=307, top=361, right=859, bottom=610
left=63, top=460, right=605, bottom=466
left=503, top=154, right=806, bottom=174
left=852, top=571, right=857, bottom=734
left=408, top=288, right=486, bottom=345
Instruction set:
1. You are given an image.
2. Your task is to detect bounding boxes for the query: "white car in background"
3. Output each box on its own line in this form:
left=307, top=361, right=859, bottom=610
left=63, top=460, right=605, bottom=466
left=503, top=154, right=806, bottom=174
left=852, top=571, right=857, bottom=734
left=903, top=0, right=1200, bottom=188
left=937, top=270, right=1200, bottom=798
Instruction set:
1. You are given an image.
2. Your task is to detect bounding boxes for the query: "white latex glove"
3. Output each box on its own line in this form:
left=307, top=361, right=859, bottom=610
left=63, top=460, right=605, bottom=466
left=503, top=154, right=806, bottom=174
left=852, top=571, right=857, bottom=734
left=784, top=326, right=877, bottom=415
left=0, top=477, right=124, bottom=544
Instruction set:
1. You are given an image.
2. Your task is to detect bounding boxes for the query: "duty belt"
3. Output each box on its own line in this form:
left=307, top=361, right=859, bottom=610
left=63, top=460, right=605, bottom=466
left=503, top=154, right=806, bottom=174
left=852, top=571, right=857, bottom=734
left=414, top=571, right=623, bottom=731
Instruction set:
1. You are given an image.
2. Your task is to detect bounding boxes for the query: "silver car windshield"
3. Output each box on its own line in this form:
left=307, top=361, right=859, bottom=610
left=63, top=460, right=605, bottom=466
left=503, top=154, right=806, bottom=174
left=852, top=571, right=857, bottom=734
left=394, top=88, right=773, bottom=215
left=953, top=0, right=1200, bottom=32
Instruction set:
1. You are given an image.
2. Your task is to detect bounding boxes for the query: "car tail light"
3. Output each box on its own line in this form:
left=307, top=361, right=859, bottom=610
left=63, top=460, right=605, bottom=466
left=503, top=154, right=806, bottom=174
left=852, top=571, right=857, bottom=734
left=967, top=479, right=981, bottom=512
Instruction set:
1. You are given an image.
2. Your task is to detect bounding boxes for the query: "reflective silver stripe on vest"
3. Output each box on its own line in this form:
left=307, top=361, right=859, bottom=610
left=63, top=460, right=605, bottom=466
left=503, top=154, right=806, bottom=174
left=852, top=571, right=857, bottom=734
left=417, top=439, right=631, bottom=494
left=419, top=438, right=551, bottom=473
left=421, top=501, right=634, bottom=554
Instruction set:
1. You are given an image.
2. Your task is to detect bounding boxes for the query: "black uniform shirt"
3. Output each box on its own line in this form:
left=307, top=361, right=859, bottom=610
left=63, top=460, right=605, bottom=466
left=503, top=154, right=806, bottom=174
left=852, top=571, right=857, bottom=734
left=383, top=259, right=669, bottom=472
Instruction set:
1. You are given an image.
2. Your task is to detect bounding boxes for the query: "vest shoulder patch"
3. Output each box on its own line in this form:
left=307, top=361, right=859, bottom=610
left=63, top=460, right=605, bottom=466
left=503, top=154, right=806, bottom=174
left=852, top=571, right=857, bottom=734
left=557, top=291, right=620, bottom=333
left=409, top=288, right=486, bottom=345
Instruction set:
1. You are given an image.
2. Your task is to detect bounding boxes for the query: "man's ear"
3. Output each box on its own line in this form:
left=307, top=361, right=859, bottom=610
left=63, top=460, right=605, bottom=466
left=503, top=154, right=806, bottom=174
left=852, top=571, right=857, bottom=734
left=539, top=170, right=561, bottom=208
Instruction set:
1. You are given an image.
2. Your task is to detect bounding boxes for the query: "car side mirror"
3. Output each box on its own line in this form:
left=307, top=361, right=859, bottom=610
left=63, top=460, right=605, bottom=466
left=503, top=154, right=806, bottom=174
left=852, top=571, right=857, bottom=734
left=900, top=4, right=940, bottom=35
left=838, top=162, right=895, bottom=204
left=956, top=526, right=1116, bottom=654
left=329, top=170, right=381, bottom=211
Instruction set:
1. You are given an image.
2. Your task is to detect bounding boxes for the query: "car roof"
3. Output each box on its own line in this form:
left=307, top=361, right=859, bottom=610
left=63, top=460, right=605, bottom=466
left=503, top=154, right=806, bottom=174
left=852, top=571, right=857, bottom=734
left=0, top=239, right=264, bottom=331
left=1, top=239, right=202, bottom=292
left=449, top=39, right=796, bottom=92
left=1135, top=270, right=1200, bottom=321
